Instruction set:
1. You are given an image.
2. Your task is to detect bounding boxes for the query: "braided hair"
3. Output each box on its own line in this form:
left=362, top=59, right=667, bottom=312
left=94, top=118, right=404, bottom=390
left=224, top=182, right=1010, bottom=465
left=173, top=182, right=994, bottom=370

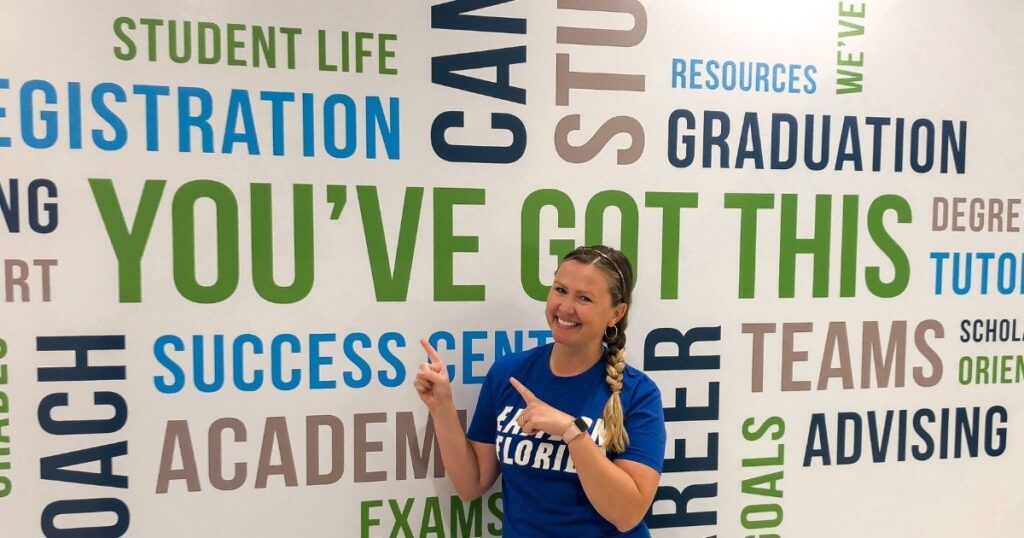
left=560, top=245, right=634, bottom=453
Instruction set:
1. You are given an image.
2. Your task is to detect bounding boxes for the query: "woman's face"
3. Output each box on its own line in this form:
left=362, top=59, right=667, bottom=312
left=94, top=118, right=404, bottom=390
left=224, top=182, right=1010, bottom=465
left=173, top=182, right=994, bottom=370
left=545, top=260, right=626, bottom=352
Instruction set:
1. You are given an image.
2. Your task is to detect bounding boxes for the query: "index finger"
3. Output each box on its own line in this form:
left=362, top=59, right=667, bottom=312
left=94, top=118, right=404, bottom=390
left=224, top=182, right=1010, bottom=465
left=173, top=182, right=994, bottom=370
left=509, top=377, right=538, bottom=403
left=419, top=338, right=445, bottom=366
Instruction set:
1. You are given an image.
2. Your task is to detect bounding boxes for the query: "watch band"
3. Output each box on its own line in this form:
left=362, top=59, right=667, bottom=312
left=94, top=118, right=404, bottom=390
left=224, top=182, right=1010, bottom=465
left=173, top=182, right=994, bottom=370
left=562, top=417, right=589, bottom=444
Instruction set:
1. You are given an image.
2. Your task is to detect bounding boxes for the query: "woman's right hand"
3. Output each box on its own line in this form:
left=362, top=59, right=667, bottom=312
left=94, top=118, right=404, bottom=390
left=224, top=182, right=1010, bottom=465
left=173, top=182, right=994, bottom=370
left=414, top=338, right=453, bottom=412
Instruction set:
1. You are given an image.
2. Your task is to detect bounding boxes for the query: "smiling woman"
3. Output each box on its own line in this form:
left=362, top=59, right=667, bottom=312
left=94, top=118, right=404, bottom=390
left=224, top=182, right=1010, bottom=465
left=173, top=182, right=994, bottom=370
left=546, top=259, right=627, bottom=368
left=414, top=245, right=666, bottom=537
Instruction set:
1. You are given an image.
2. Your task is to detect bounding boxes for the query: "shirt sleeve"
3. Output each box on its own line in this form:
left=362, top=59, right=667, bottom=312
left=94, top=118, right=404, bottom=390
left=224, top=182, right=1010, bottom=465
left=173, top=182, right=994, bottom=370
left=614, top=374, right=666, bottom=472
left=466, top=366, right=499, bottom=444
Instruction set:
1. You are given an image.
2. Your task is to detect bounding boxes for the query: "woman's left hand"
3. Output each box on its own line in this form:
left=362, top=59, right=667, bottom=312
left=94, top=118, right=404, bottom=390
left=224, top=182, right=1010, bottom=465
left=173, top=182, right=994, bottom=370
left=510, top=377, right=574, bottom=437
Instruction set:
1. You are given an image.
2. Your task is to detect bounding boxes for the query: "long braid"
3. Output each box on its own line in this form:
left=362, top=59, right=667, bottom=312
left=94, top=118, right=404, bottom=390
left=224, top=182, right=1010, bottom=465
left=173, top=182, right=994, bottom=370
left=602, top=321, right=630, bottom=453
left=561, top=245, right=635, bottom=454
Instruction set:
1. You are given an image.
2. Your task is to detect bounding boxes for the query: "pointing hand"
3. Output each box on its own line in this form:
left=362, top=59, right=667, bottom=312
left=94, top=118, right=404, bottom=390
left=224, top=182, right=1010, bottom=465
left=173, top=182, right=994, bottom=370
left=509, top=377, right=574, bottom=437
left=414, top=338, right=453, bottom=411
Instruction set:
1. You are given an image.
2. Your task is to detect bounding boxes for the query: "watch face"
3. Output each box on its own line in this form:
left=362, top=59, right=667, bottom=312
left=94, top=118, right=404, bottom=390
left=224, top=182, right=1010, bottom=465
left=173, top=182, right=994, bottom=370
left=574, top=417, right=589, bottom=432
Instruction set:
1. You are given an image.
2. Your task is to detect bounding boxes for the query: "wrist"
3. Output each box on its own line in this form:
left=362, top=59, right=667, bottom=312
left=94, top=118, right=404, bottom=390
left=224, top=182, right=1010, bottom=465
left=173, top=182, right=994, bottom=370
left=561, top=417, right=589, bottom=444
left=430, top=399, right=458, bottom=417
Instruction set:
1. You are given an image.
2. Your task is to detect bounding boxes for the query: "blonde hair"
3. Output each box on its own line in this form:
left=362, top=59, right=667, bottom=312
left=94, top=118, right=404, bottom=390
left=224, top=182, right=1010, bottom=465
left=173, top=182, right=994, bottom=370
left=560, top=245, right=634, bottom=453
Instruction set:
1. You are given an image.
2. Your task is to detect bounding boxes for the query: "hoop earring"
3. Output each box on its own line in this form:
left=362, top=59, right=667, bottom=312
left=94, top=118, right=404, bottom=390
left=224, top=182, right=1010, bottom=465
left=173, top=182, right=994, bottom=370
left=604, top=325, right=619, bottom=341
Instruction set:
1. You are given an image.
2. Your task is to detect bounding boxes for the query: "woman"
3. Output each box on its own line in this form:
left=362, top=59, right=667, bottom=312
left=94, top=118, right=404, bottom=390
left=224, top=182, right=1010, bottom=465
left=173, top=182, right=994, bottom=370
left=415, top=245, right=666, bottom=536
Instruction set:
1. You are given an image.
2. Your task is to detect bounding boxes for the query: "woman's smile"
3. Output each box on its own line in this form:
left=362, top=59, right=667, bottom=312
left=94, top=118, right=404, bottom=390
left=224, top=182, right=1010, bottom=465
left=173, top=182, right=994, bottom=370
left=545, top=260, right=624, bottom=355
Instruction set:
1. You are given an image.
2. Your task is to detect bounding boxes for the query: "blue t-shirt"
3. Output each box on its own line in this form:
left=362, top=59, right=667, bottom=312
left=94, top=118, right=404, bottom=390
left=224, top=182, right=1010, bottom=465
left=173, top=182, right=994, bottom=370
left=466, top=344, right=666, bottom=537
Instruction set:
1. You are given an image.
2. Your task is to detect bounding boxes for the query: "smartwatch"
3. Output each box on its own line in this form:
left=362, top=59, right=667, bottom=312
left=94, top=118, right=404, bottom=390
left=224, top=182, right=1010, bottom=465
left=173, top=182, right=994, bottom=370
left=562, top=417, right=589, bottom=444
